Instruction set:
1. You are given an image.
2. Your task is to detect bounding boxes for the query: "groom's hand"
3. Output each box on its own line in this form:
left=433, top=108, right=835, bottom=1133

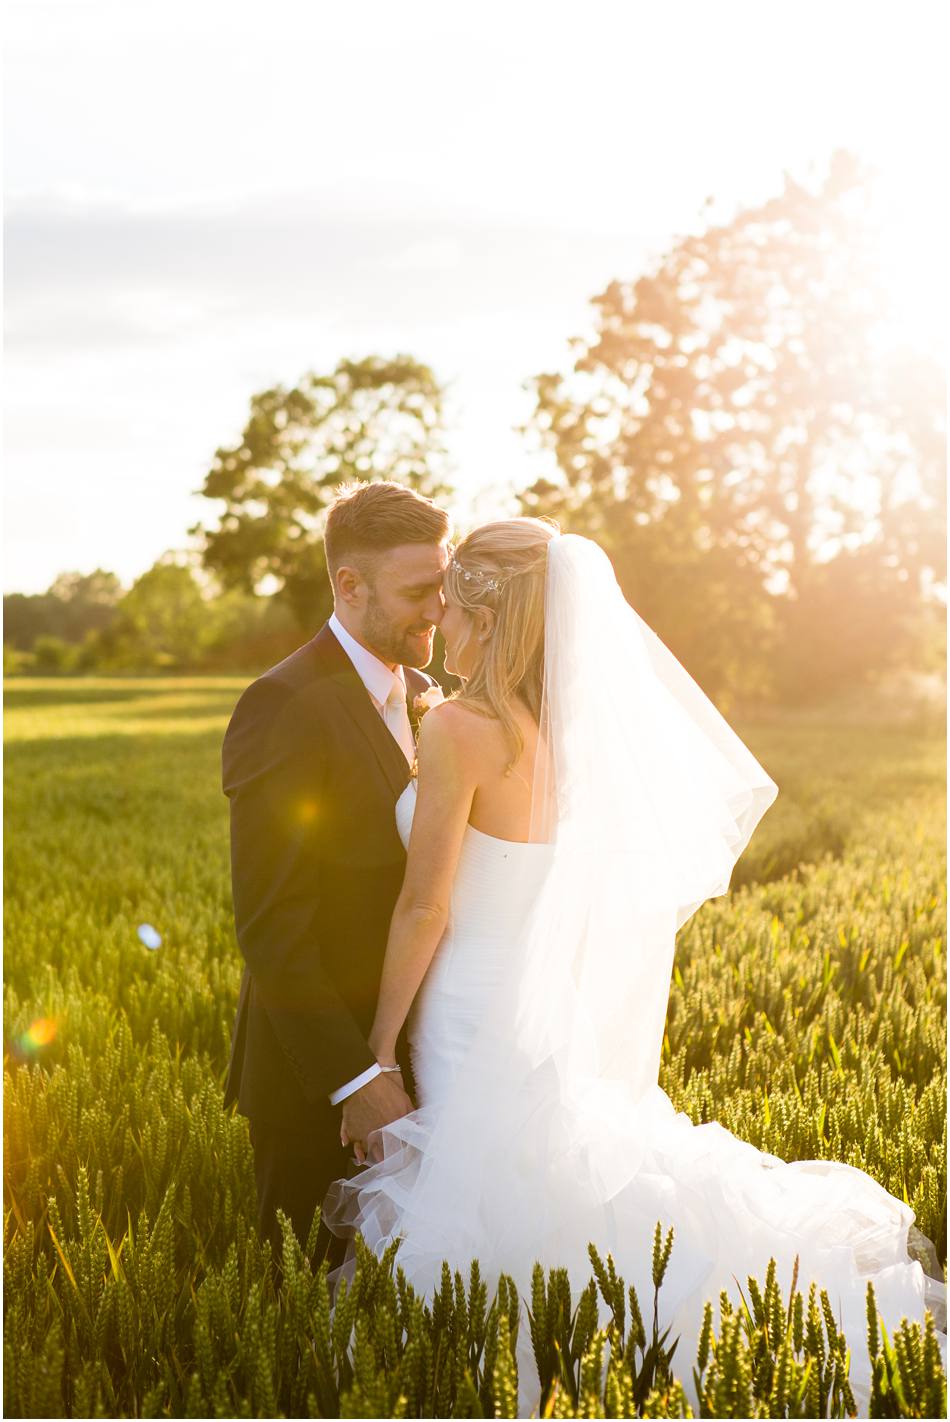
left=340, top=1072, right=414, bottom=1164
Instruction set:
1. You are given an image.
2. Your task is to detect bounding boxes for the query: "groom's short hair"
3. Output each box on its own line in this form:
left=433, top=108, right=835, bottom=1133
left=324, top=480, right=450, bottom=579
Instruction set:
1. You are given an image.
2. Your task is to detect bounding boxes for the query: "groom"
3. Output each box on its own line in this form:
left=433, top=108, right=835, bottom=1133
left=222, top=479, right=450, bottom=1255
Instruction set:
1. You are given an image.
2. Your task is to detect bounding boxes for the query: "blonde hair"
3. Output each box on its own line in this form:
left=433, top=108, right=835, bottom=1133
left=445, top=516, right=559, bottom=769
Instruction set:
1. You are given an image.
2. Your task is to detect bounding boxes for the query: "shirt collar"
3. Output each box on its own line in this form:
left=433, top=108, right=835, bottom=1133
left=328, top=612, right=405, bottom=708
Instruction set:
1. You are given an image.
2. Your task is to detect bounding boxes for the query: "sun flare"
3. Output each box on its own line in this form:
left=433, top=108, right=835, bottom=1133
left=873, top=169, right=948, bottom=358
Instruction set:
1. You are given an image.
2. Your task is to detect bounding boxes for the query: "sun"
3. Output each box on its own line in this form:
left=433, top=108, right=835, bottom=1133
left=872, top=166, right=948, bottom=359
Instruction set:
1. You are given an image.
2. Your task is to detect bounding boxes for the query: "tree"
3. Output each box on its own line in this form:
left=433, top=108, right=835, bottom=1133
left=100, top=558, right=209, bottom=669
left=200, top=587, right=301, bottom=672
left=521, top=152, right=945, bottom=702
left=32, top=636, right=77, bottom=674
left=3, top=569, right=122, bottom=651
left=3, top=593, right=57, bottom=651
left=193, top=354, right=451, bottom=629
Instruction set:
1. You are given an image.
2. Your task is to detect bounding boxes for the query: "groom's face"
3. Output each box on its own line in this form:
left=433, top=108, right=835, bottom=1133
left=357, top=540, right=449, bottom=668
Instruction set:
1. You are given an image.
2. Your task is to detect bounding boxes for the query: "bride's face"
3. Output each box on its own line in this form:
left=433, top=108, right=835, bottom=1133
left=440, top=587, right=492, bottom=680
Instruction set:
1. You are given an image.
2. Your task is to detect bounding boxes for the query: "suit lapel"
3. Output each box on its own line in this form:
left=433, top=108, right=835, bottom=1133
left=310, top=624, right=412, bottom=799
left=404, top=666, right=430, bottom=701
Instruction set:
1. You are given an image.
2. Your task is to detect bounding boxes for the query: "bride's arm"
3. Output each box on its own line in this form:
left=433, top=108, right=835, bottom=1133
left=368, top=703, right=478, bottom=1063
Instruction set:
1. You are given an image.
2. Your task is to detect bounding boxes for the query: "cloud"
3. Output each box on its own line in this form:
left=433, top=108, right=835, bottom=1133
left=385, top=238, right=463, bottom=272
left=6, top=288, right=216, bottom=352
left=4, top=192, right=654, bottom=354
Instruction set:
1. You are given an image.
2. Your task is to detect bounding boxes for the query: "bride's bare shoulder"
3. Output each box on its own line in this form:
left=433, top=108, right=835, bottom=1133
left=417, top=698, right=506, bottom=766
left=419, top=697, right=489, bottom=742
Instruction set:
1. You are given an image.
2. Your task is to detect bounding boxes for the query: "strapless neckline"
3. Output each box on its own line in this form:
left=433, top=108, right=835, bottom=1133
left=463, top=821, right=553, bottom=850
left=395, top=780, right=552, bottom=853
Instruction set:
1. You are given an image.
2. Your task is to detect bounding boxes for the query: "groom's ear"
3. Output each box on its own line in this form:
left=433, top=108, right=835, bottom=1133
left=335, top=563, right=368, bottom=609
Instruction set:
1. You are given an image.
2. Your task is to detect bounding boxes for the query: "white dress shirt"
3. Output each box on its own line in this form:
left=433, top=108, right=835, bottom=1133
left=326, top=612, right=412, bottom=1105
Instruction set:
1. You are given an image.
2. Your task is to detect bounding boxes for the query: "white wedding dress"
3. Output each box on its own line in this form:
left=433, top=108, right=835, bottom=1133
left=324, top=536, right=946, bottom=1417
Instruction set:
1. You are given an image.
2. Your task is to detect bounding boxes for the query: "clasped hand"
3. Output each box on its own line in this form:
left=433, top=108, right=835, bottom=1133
left=340, top=1070, right=414, bottom=1165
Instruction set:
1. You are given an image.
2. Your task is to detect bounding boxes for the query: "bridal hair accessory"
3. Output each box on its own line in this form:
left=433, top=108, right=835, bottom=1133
left=448, top=556, right=508, bottom=593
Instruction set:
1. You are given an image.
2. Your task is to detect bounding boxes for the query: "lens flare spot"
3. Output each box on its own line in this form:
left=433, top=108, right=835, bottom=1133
left=21, top=1017, right=58, bottom=1051
left=297, top=799, right=319, bottom=825
left=137, top=923, right=162, bottom=951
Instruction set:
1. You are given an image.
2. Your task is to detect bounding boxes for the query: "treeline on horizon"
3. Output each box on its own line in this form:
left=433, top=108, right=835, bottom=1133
left=5, top=152, right=946, bottom=707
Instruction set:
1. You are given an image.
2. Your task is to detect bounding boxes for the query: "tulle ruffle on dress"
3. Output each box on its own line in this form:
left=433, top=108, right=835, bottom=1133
left=323, top=1063, right=945, bottom=1418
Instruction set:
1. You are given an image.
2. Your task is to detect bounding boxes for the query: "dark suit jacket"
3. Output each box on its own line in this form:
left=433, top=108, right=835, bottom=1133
left=222, top=622, right=435, bottom=1129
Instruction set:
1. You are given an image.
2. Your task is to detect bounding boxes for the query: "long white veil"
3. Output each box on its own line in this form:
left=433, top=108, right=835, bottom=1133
left=515, top=532, right=779, bottom=1105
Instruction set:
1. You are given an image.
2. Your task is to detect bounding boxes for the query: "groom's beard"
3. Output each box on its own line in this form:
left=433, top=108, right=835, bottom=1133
left=363, top=598, right=436, bottom=668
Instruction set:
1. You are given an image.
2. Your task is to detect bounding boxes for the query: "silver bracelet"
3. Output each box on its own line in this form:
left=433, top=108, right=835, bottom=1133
left=377, top=1063, right=402, bottom=1074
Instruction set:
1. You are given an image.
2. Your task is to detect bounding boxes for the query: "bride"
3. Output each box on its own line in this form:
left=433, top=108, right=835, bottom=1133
left=323, top=517, right=945, bottom=1414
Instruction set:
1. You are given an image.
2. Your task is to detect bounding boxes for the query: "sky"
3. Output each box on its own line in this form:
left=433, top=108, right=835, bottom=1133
left=3, top=0, right=946, bottom=593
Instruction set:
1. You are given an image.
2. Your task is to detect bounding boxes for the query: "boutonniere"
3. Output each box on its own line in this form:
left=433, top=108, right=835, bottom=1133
left=412, top=685, right=445, bottom=721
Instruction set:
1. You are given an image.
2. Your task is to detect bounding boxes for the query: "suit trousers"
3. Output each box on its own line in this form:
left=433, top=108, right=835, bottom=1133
left=248, top=1116, right=353, bottom=1270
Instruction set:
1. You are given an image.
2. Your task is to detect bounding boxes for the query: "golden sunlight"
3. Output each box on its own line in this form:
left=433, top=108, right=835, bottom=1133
left=874, top=169, right=948, bottom=356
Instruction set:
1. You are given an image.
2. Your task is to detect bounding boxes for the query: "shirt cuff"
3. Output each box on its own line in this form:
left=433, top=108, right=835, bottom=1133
left=328, top=1061, right=382, bottom=1106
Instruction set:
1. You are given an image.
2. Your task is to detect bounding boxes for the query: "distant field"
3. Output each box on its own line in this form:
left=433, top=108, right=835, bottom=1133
left=3, top=678, right=946, bottom=1417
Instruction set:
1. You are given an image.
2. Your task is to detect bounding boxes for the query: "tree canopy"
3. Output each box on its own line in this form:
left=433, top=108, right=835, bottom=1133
left=192, top=354, right=451, bottom=629
left=3, top=569, right=122, bottom=651
left=521, top=152, right=945, bottom=700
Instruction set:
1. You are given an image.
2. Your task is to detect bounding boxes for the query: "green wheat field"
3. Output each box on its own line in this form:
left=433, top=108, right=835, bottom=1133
left=4, top=678, right=947, bottom=1418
